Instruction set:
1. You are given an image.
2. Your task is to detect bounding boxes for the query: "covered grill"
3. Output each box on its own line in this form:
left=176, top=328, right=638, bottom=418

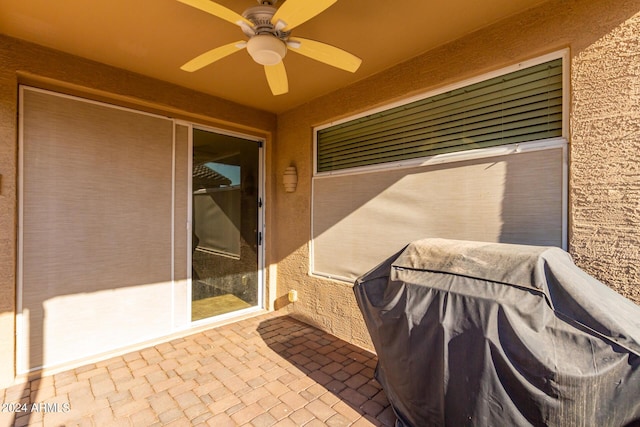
left=354, top=238, right=640, bottom=427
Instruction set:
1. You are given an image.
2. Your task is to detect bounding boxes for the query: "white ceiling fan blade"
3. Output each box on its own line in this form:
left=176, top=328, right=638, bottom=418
left=271, top=0, right=337, bottom=31
left=264, top=62, right=288, bottom=95
left=176, top=0, right=253, bottom=28
left=288, top=37, right=362, bottom=73
left=180, top=41, right=246, bottom=72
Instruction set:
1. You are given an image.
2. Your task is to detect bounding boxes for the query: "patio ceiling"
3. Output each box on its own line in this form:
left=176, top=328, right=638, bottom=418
left=1, top=0, right=549, bottom=114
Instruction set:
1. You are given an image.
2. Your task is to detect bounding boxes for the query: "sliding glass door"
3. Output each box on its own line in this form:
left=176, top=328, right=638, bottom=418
left=191, top=128, right=262, bottom=321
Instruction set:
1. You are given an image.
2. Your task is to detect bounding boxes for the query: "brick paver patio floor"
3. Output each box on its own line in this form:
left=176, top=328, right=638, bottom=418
left=1, top=312, right=396, bottom=427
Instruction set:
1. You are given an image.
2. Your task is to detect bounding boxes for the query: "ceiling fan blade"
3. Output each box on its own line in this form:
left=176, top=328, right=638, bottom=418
left=176, top=0, right=253, bottom=28
left=180, top=41, right=246, bottom=72
left=264, top=62, right=288, bottom=95
left=271, top=0, right=337, bottom=31
left=288, top=37, right=362, bottom=73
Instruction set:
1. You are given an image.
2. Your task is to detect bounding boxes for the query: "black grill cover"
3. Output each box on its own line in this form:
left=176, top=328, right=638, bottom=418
left=353, top=238, right=640, bottom=427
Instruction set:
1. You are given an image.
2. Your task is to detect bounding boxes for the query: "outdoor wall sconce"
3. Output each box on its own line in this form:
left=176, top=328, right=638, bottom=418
left=283, top=166, right=298, bottom=192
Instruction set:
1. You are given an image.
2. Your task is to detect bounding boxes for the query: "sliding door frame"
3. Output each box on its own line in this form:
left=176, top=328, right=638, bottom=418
left=17, top=86, right=267, bottom=374
left=186, top=123, right=266, bottom=325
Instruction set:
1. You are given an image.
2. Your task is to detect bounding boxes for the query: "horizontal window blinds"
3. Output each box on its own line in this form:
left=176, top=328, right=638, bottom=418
left=317, top=58, right=563, bottom=172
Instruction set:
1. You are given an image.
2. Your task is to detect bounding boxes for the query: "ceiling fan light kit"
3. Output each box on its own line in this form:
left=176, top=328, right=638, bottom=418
left=247, top=34, right=286, bottom=65
left=177, top=0, right=362, bottom=95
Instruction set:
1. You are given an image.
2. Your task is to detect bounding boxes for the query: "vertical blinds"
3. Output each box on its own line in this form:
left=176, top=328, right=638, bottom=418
left=317, top=58, right=563, bottom=172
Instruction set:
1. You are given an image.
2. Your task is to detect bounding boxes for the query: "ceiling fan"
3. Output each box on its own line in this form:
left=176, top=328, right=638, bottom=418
left=177, top=0, right=362, bottom=95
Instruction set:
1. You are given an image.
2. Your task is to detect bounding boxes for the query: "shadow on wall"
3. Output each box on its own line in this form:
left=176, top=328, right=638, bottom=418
left=499, top=148, right=565, bottom=246
left=308, top=148, right=566, bottom=284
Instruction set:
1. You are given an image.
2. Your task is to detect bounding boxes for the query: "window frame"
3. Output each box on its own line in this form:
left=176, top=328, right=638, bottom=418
left=310, top=50, right=570, bottom=281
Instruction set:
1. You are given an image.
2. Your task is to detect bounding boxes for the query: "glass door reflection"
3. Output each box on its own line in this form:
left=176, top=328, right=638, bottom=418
left=191, top=128, right=260, bottom=321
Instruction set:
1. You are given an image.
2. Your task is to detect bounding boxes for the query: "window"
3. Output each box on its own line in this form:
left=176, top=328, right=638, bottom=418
left=311, top=52, right=568, bottom=282
left=193, top=154, right=242, bottom=259
left=316, top=57, right=563, bottom=174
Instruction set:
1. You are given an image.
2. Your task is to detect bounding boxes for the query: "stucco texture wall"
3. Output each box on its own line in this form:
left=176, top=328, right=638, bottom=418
left=274, top=0, right=640, bottom=349
left=0, top=35, right=276, bottom=387
left=570, top=13, right=640, bottom=303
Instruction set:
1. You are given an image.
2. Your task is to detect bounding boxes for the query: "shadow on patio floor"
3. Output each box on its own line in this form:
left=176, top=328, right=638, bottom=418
left=256, top=315, right=396, bottom=426
left=0, top=312, right=396, bottom=427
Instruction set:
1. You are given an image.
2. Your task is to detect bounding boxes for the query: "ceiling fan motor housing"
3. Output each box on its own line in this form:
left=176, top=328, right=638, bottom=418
left=242, top=6, right=286, bottom=36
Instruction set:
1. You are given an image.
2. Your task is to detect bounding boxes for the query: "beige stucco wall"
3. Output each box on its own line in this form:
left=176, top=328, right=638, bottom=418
left=0, top=35, right=277, bottom=387
left=274, top=0, right=640, bottom=349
